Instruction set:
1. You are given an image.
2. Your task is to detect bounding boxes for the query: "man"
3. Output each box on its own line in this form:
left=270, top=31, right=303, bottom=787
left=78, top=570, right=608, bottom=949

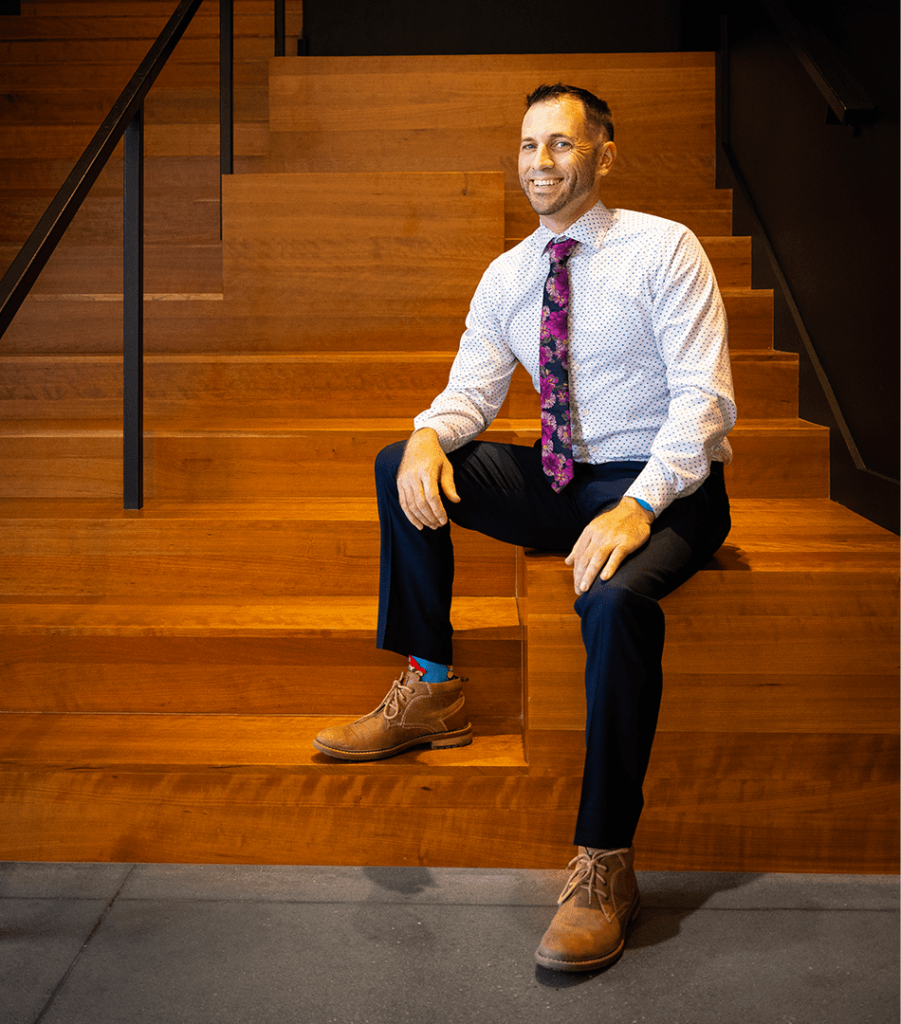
left=314, top=83, right=736, bottom=973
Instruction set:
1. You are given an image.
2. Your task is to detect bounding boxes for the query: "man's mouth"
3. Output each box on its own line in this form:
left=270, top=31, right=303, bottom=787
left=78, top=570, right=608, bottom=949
left=531, top=179, right=562, bottom=189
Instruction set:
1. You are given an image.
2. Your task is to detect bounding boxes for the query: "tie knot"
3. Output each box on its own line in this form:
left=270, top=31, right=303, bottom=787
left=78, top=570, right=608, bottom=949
left=547, top=237, right=577, bottom=266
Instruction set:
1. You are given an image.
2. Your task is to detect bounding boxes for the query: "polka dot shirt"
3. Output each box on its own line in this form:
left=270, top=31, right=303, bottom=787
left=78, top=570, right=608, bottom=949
left=413, top=201, right=737, bottom=516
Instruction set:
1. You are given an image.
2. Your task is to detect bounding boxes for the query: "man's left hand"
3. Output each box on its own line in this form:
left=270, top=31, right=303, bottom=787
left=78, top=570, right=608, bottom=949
left=565, top=497, right=655, bottom=594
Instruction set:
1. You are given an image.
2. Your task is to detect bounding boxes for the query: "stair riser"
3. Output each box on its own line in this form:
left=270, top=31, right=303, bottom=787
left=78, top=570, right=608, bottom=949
left=0, top=121, right=267, bottom=160
left=0, top=87, right=268, bottom=125
left=527, top=614, right=899, bottom=729
left=0, top=427, right=830, bottom=499
left=0, top=245, right=224, bottom=295
left=0, top=754, right=895, bottom=872
left=0, top=58, right=268, bottom=92
left=0, top=196, right=220, bottom=248
left=0, top=36, right=275, bottom=64
left=0, top=291, right=772, bottom=352
left=0, top=14, right=295, bottom=41
left=0, top=519, right=514, bottom=597
left=0, top=636, right=524, bottom=718
left=0, top=352, right=794, bottom=421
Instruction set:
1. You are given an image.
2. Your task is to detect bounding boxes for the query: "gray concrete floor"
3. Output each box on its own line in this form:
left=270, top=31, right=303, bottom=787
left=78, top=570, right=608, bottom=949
left=1, top=863, right=897, bottom=1024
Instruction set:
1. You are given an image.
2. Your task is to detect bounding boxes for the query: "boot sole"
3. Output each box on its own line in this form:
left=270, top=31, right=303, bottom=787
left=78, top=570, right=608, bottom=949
left=534, top=893, right=641, bottom=973
left=312, top=726, right=473, bottom=762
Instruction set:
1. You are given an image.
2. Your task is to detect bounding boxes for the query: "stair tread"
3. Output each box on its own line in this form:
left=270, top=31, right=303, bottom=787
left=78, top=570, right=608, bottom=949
left=0, top=494, right=893, bottom=539
left=0, top=595, right=521, bottom=636
left=0, top=713, right=528, bottom=774
left=0, top=346, right=792, bottom=365
left=0, top=417, right=831, bottom=435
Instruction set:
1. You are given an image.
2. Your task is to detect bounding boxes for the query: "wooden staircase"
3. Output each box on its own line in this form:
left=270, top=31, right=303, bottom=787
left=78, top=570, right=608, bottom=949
left=0, top=6, right=897, bottom=871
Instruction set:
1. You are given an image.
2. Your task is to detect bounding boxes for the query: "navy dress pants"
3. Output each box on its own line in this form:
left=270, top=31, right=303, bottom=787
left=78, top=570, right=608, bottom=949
left=375, top=439, right=731, bottom=850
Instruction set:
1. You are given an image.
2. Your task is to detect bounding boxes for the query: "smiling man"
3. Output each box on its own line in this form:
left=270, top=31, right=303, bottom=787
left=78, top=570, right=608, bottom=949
left=314, top=83, right=737, bottom=974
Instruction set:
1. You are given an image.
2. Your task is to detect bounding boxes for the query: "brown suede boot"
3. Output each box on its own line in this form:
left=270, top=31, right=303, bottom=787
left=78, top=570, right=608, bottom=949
left=535, top=846, right=640, bottom=972
left=312, top=668, right=472, bottom=761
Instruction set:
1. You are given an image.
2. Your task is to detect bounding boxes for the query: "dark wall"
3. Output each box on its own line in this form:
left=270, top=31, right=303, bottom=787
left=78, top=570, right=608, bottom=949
left=720, top=0, right=899, bottom=531
left=301, top=0, right=685, bottom=55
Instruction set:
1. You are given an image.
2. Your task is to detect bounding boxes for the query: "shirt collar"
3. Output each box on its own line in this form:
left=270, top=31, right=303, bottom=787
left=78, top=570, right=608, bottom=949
left=531, top=201, right=614, bottom=255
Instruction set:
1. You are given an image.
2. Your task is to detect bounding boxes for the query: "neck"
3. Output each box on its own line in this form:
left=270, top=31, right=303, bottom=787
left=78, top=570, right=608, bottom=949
left=539, top=192, right=601, bottom=235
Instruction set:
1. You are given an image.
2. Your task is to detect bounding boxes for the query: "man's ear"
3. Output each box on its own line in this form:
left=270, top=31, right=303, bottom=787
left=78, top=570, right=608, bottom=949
left=596, top=140, right=617, bottom=178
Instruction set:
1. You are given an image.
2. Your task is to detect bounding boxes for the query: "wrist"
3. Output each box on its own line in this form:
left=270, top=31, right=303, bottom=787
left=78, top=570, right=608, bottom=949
left=620, top=495, right=656, bottom=524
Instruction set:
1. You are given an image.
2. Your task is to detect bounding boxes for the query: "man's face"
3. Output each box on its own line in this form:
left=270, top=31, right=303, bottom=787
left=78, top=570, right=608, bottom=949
left=518, top=96, right=613, bottom=232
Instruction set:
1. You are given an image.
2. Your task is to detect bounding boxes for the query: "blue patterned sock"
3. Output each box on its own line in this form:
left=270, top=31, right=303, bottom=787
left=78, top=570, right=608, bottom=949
left=409, top=655, right=452, bottom=682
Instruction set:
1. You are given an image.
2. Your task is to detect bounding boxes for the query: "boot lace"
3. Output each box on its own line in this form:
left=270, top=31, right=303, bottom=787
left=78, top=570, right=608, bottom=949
left=381, top=674, right=416, bottom=723
left=557, top=848, right=611, bottom=907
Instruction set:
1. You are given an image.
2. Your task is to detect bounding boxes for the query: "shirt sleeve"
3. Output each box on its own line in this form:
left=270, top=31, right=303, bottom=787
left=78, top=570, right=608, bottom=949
left=413, top=261, right=520, bottom=451
left=623, top=227, right=737, bottom=516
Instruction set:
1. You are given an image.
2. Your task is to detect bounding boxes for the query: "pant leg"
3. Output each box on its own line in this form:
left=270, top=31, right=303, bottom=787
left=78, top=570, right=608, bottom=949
left=375, top=439, right=592, bottom=663
left=571, top=464, right=732, bottom=849
left=375, top=441, right=456, bottom=663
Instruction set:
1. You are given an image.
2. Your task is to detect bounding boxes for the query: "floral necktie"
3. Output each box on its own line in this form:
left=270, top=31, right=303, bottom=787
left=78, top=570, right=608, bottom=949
left=540, top=237, right=578, bottom=492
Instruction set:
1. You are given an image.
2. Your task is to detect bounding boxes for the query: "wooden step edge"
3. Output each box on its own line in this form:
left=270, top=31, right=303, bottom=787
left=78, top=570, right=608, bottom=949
left=0, top=595, right=522, bottom=638
left=729, top=349, right=797, bottom=362
left=719, top=287, right=774, bottom=298
left=20, top=292, right=224, bottom=303
left=0, top=496, right=380, bottom=519
left=0, top=347, right=797, bottom=366
left=0, top=417, right=832, bottom=437
left=0, top=713, right=528, bottom=775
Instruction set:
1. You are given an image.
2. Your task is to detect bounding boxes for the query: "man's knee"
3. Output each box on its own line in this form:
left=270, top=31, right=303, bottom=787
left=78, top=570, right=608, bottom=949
left=574, top=577, right=660, bottom=632
left=374, top=440, right=406, bottom=489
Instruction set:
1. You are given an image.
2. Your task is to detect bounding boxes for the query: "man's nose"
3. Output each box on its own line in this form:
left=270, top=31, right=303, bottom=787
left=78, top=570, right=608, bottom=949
left=533, top=143, right=554, bottom=168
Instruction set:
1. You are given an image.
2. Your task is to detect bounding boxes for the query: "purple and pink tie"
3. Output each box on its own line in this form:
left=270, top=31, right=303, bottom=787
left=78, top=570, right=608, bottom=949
left=540, top=237, right=578, bottom=492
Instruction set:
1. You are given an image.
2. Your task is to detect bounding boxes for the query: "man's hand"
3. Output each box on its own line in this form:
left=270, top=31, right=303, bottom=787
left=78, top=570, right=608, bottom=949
left=397, top=428, right=461, bottom=530
left=565, top=497, right=655, bottom=594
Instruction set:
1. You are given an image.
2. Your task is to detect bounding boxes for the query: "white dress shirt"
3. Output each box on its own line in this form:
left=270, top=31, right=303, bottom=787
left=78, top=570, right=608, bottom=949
left=413, top=201, right=737, bottom=516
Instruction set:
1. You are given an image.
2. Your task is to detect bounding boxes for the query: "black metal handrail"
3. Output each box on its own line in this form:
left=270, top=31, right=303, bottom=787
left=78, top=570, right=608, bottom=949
left=0, top=0, right=290, bottom=508
left=759, top=0, right=875, bottom=127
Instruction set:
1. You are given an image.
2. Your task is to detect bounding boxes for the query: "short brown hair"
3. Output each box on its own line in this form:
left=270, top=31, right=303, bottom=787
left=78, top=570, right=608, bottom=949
left=525, top=83, right=614, bottom=141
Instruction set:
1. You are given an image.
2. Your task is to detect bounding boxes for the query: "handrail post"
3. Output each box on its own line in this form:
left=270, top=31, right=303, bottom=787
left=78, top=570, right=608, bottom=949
left=275, top=0, right=285, bottom=56
left=123, top=105, right=144, bottom=510
left=220, top=0, right=233, bottom=178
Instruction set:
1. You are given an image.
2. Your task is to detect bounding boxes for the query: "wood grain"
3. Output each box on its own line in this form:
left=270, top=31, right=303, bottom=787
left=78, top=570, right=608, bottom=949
left=0, top=418, right=829, bottom=499
left=222, top=171, right=505, bottom=317
left=0, top=346, right=791, bottom=421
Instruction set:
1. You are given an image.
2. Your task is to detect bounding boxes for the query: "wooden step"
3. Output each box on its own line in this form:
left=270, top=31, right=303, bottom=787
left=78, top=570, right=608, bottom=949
left=0, top=11, right=299, bottom=40
left=0, top=497, right=514, bottom=598
left=0, top=153, right=221, bottom=194
left=0, top=243, right=223, bottom=294
left=0, top=594, right=524, bottom=720
left=0, top=418, right=829, bottom=500
left=0, top=34, right=276, bottom=65
left=504, top=185, right=733, bottom=240
left=0, top=81, right=268, bottom=126
left=221, top=170, right=505, bottom=317
left=0, top=287, right=773, bottom=353
left=0, top=192, right=220, bottom=247
left=20, top=1, right=290, bottom=14
left=0, top=57, right=268, bottom=92
left=0, top=712, right=527, bottom=772
left=267, top=53, right=717, bottom=189
left=0, top=347, right=795, bottom=421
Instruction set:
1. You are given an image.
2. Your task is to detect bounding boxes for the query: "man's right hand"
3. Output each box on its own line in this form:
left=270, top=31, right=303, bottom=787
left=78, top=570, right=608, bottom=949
left=396, top=428, right=461, bottom=530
